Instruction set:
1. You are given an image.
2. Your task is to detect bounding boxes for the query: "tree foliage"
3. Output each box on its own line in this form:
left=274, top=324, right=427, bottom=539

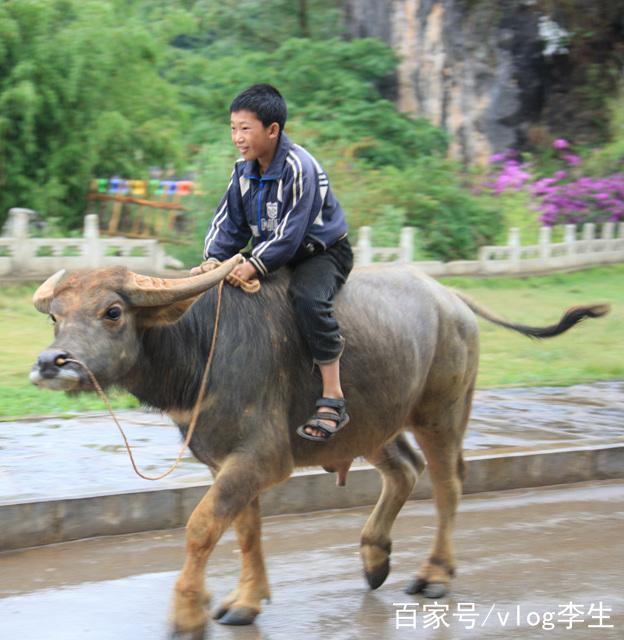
left=0, top=0, right=184, bottom=227
left=0, top=0, right=504, bottom=261
left=163, top=33, right=449, bottom=168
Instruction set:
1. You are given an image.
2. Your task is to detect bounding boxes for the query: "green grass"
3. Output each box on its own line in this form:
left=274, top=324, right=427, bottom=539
left=0, top=284, right=139, bottom=419
left=441, top=266, right=624, bottom=387
left=1, top=266, right=622, bottom=418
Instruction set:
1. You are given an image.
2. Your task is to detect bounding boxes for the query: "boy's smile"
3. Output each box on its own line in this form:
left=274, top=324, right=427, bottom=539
left=230, top=110, right=280, bottom=174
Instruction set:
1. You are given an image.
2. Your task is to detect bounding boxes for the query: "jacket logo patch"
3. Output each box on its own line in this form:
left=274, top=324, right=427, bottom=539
left=266, top=202, right=278, bottom=218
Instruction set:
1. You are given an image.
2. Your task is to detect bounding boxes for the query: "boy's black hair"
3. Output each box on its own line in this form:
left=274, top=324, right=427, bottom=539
left=230, top=84, right=287, bottom=133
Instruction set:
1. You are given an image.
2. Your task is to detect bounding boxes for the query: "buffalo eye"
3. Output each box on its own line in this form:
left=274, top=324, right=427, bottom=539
left=49, top=314, right=56, bottom=323
left=105, top=306, right=122, bottom=321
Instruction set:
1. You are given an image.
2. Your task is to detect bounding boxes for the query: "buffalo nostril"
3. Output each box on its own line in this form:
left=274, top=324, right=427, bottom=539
left=37, top=350, right=70, bottom=378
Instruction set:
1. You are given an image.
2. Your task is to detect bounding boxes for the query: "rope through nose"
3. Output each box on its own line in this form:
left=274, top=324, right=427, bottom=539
left=64, top=280, right=225, bottom=481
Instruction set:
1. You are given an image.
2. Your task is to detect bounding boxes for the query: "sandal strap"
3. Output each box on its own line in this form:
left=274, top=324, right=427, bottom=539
left=314, top=411, right=341, bottom=423
left=304, top=420, right=335, bottom=438
left=315, top=397, right=346, bottom=410
left=297, top=408, right=351, bottom=442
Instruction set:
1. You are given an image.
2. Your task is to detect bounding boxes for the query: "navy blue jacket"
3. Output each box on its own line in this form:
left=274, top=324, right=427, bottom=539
left=203, top=134, right=348, bottom=276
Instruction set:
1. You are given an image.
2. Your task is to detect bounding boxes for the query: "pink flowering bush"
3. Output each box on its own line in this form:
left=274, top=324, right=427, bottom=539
left=533, top=174, right=624, bottom=226
left=486, top=139, right=624, bottom=227
left=486, top=150, right=532, bottom=193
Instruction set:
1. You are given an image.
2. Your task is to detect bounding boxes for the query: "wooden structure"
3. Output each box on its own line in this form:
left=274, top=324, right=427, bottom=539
left=86, top=178, right=196, bottom=243
left=87, top=193, right=189, bottom=242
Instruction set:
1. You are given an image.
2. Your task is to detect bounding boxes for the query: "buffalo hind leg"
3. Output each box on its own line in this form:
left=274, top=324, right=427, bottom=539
left=212, top=497, right=271, bottom=625
left=360, top=433, right=425, bottom=589
left=407, top=387, right=473, bottom=598
left=171, top=454, right=281, bottom=633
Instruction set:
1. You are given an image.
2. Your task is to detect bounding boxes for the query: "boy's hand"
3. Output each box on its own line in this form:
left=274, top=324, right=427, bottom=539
left=190, top=260, right=220, bottom=276
left=228, top=261, right=258, bottom=286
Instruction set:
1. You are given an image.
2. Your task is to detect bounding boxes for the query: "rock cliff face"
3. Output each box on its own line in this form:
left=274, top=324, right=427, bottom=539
left=344, top=0, right=622, bottom=164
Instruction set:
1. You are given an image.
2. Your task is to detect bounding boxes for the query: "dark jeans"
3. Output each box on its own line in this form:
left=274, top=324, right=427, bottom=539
left=287, top=236, right=354, bottom=364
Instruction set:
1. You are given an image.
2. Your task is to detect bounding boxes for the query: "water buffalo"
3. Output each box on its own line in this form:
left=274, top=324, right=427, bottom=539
left=30, top=258, right=607, bottom=632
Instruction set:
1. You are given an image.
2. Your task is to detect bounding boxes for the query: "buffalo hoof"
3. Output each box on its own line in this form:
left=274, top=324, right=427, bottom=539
left=405, top=577, right=449, bottom=599
left=364, top=557, right=390, bottom=590
left=424, top=582, right=448, bottom=599
left=404, top=577, right=427, bottom=595
left=169, top=624, right=207, bottom=640
left=214, top=606, right=259, bottom=626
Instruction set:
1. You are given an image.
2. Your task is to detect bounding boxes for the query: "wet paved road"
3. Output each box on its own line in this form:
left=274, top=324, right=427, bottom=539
left=1, top=381, right=623, bottom=502
left=1, top=480, right=622, bottom=640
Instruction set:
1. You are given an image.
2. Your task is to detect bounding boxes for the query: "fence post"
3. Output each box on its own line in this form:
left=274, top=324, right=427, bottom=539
left=508, top=227, right=520, bottom=269
left=154, top=243, right=166, bottom=273
left=539, top=226, right=551, bottom=260
left=564, top=224, right=576, bottom=257
left=9, top=208, right=32, bottom=274
left=602, top=221, right=615, bottom=240
left=83, top=214, right=102, bottom=268
left=399, top=227, right=414, bottom=264
left=582, top=222, right=595, bottom=241
left=356, top=226, right=373, bottom=266
left=618, top=222, right=624, bottom=240
left=579, top=223, right=595, bottom=257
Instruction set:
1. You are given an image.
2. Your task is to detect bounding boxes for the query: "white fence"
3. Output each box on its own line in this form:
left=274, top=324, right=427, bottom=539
left=355, top=222, right=624, bottom=276
left=1, top=208, right=623, bottom=279
left=0, top=209, right=181, bottom=277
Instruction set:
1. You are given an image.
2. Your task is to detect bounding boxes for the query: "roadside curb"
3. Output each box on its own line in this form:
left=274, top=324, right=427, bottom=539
left=1, top=441, right=623, bottom=552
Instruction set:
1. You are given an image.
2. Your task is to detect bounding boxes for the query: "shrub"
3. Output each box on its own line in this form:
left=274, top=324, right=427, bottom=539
left=533, top=174, right=624, bottom=226
left=378, top=159, right=503, bottom=261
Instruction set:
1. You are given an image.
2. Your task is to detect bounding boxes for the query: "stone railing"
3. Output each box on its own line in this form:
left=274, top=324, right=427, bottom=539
left=0, top=209, right=182, bottom=278
left=2, top=209, right=622, bottom=279
left=355, top=222, right=624, bottom=276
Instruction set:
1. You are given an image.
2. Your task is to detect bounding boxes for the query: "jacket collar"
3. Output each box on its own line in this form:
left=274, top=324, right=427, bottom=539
left=244, top=133, right=292, bottom=180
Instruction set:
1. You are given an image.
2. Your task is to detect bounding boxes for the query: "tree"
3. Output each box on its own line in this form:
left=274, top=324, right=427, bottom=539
left=0, top=0, right=184, bottom=228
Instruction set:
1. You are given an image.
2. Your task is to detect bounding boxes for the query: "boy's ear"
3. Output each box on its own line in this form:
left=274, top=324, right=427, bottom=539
left=268, top=122, right=280, bottom=139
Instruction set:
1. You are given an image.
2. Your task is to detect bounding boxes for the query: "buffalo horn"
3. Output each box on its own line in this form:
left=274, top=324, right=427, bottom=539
left=123, top=255, right=243, bottom=306
left=33, top=269, right=66, bottom=314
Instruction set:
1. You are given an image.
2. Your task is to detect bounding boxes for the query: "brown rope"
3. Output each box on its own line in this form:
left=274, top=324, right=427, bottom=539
left=65, top=279, right=226, bottom=481
left=227, top=273, right=261, bottom=294
left=192, top=258, right=261, bottom=294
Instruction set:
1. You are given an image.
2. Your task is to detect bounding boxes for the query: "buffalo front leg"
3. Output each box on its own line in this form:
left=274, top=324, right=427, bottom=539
left=212, top=497, right=271, bottom=625
left=171, top=455, right=264, bottom=633
left=360, top=434, right=425, bottom=590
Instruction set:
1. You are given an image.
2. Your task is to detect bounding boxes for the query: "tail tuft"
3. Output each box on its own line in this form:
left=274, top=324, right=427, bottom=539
left=581, top=303, right=610, bottom=318
left=536, top=303, right=611, bottom=338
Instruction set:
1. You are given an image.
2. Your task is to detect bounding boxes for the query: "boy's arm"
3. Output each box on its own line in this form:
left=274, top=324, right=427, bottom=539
left=248, top=162, right=319, bottom=276
left=203, top=166, right=251, bottom=262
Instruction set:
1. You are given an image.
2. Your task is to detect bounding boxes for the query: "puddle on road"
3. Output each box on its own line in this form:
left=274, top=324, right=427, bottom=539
left=469, top=381, right=624, bottom=449
left=0, top=381, right=622, bottom=502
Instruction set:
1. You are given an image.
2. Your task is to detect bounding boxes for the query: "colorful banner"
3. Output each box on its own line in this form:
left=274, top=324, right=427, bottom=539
left=90, top=178, right=196, bottom=196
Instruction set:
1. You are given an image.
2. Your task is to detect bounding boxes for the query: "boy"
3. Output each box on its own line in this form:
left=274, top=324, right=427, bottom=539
left=192, top=84, right=353, bottom=441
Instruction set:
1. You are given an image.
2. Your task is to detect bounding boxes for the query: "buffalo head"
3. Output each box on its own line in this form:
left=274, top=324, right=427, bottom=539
left=30, top=256, right=242, bottom=392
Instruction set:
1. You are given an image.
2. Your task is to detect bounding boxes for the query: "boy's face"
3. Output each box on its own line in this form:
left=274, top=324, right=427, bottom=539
left=230, top=110, right=279, bottom=167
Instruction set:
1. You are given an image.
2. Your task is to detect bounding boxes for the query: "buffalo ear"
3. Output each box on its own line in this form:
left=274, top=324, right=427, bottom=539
left=134, top=297, right=199, bottom=328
